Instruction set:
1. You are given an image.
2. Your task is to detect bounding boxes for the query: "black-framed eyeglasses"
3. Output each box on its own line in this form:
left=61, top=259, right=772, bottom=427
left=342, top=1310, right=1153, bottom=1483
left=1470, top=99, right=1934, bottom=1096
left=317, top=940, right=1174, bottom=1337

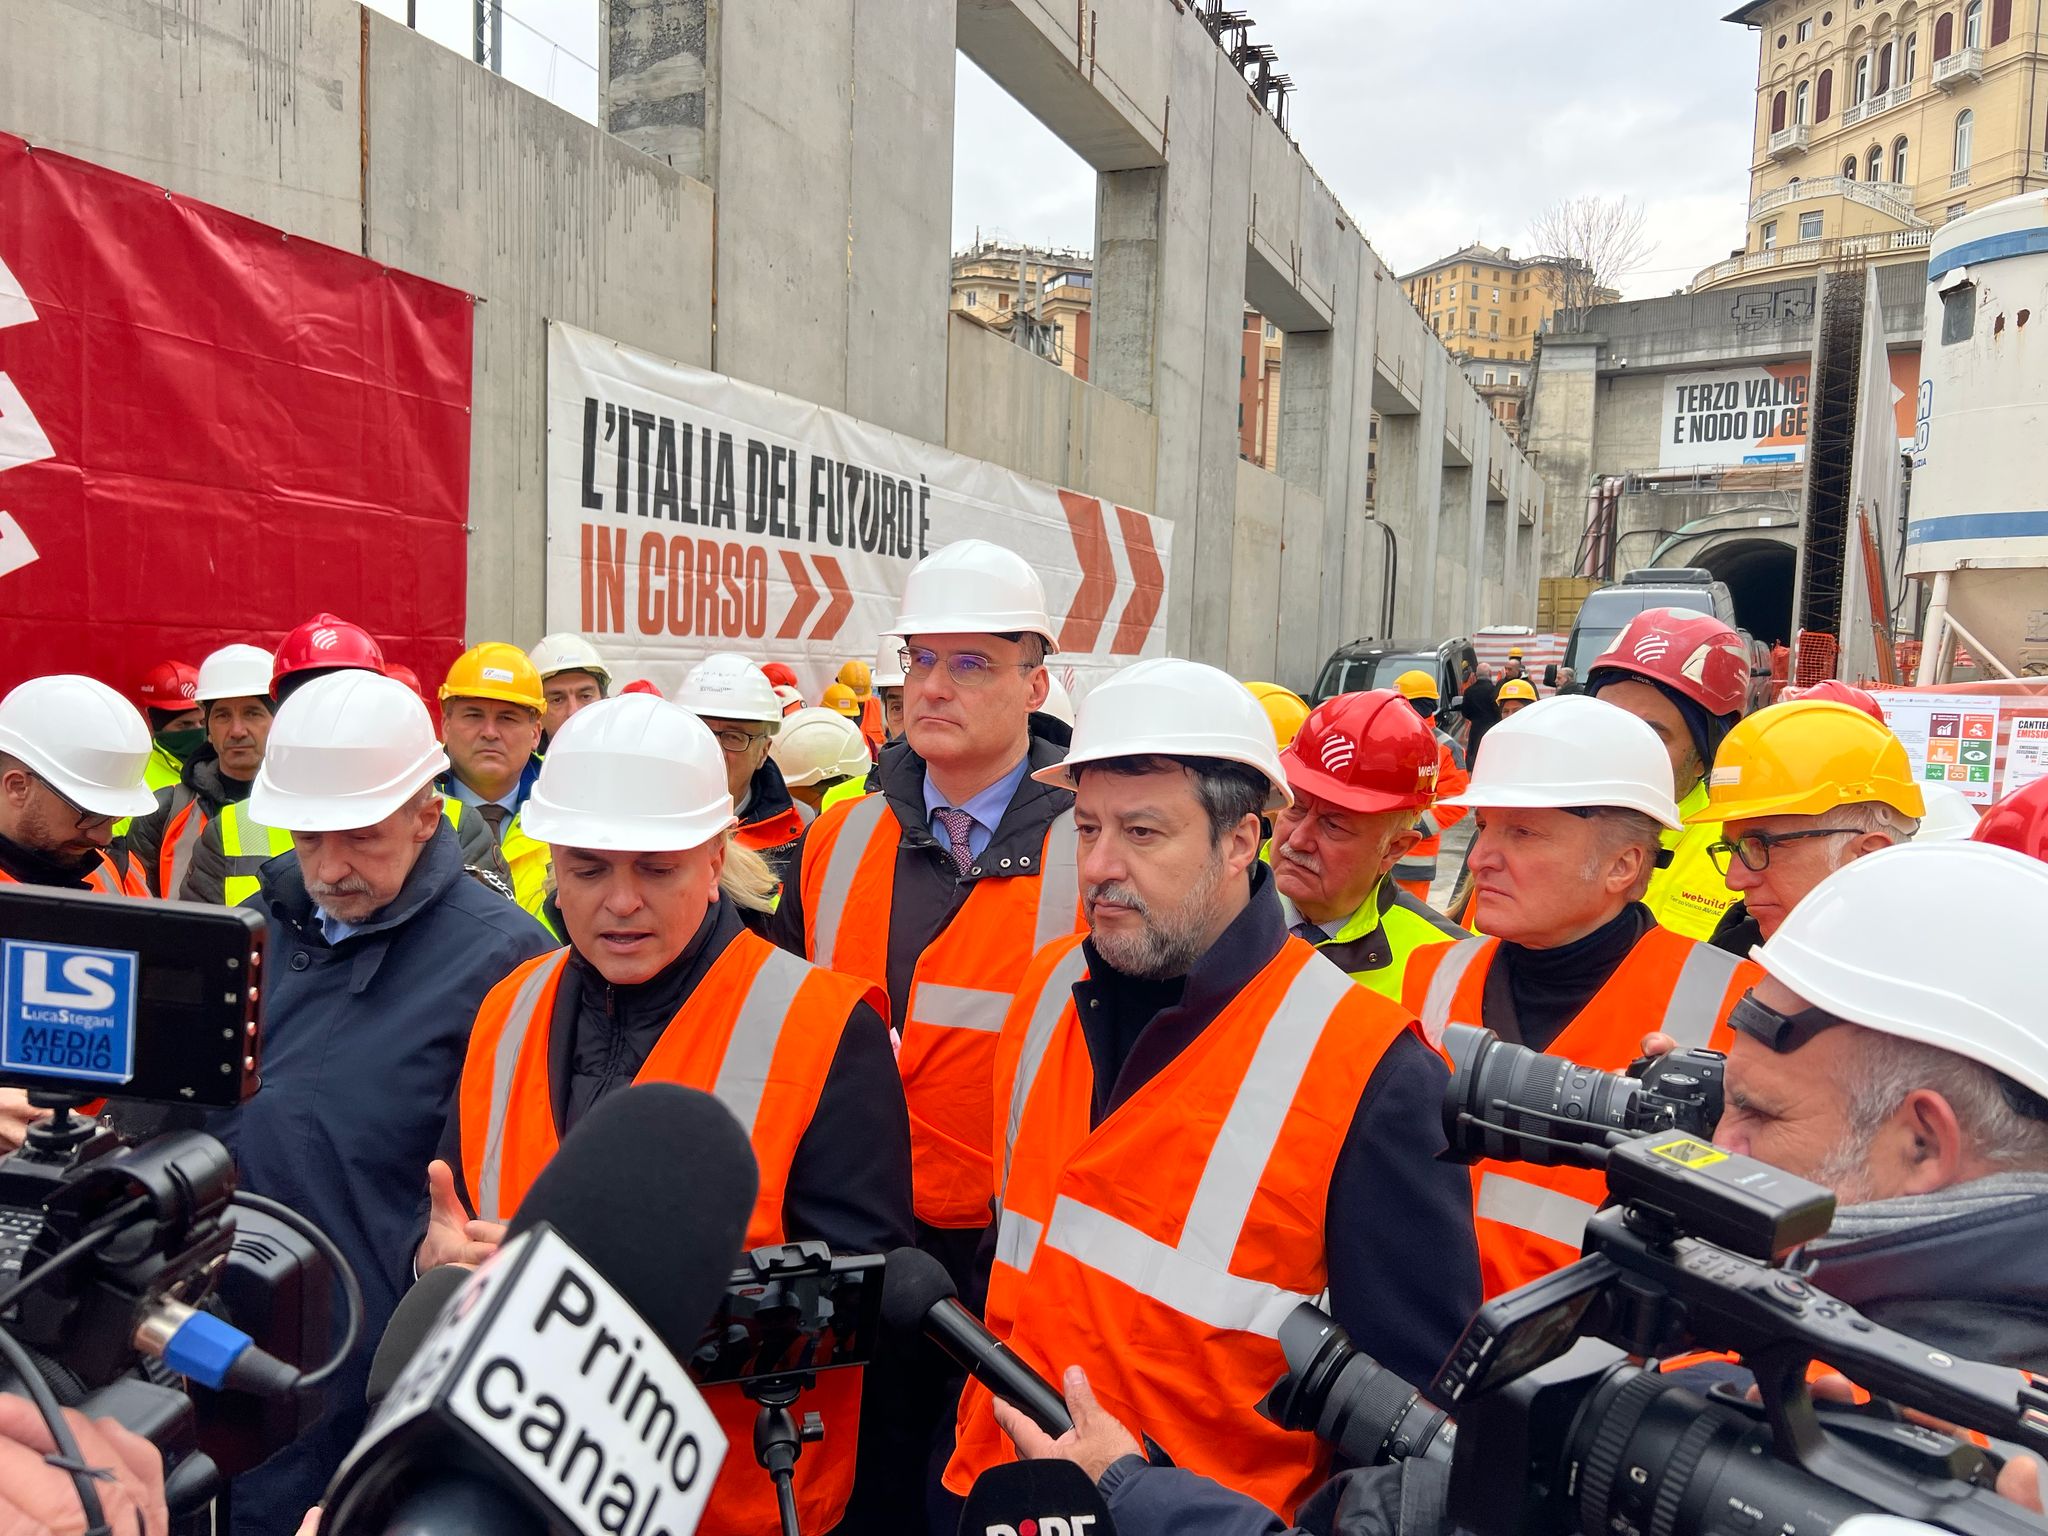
left=1728, top=989, right=1844, bottom=1054
left=898, top=647, right=1035, bottom=688
left=1706, top=826, right=1862, bottom=874
left=709, top=726, right=771, bottom=756
left=29, top=773, right=116, bottom=832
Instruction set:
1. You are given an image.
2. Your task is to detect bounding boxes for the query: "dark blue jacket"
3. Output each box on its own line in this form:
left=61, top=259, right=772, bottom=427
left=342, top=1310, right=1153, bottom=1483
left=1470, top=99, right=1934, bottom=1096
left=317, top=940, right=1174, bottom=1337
left=209, top=822, right=553, bottom=1535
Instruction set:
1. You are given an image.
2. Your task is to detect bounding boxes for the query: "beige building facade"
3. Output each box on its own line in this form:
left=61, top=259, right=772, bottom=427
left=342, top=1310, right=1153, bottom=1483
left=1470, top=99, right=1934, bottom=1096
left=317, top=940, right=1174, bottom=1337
left=950, top=240, right=1094, bottom=379
left=1701, top=0, right=2047, bottom=289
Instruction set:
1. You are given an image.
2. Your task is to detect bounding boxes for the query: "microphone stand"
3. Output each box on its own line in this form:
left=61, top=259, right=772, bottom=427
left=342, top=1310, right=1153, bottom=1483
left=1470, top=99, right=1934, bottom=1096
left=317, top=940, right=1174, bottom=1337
left=746, top=1372, right=823, bottom=1536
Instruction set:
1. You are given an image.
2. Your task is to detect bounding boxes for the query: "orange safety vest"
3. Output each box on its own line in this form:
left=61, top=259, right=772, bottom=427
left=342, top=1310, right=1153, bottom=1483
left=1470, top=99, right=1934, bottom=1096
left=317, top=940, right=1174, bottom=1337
left=1401, top=926, right=1757, bottom=1299
left=157, top=797, right=211, bottom=900
left=1393, top=733, right=1469, bottom=901
left=798, top=792, right=1081, bottom=1228
left=0, top=850, right=148, bottom=898
left=734, top=803, right=804, bottom=855
left=945, top=935, right=1424, bottom=1518
left=857, top=695, right=885, bottom=753
left=458, top=932, right=885, bottom=1536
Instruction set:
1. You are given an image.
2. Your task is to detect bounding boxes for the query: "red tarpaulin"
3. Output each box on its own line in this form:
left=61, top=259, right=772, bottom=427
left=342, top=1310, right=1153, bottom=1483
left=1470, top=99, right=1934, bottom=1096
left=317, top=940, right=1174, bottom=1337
left=0, top=133, right=473, bottom=699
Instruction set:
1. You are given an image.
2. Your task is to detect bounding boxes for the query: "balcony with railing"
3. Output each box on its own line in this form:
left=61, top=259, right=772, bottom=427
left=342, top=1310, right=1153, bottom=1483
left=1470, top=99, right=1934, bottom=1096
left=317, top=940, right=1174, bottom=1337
left=1951, top=167, right=1972, bottom=189
left=1768, top=124, right=1811, bottom=159
left=1690, top=227, right=1933, bottom=291
left=1934, top=46, right=1984, bottom=88
left=1749, top=175, right=1925, bottom=227
left=1842, top=99, right=1867, bottom=126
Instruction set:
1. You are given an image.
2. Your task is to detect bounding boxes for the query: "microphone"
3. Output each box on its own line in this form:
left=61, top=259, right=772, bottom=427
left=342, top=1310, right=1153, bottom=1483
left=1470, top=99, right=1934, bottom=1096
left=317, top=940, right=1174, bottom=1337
left=957, top=1457, right=1117, bottom=1536
left=880, top=1245, right=1073, bottom=1437
left=323, top=1083, right=761, bottom=1536
left=366, top=1266, right=470, bottom=1410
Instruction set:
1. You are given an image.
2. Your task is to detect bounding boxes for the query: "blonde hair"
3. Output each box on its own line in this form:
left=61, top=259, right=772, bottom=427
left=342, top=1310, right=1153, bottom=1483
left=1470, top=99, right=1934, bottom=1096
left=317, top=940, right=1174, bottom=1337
left=719, top=834, right=780, bottom=913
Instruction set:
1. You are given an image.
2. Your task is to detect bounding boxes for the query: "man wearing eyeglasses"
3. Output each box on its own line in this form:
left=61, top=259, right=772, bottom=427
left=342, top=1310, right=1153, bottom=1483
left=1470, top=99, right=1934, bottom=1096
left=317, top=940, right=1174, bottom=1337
left=673, top=652, right=805, bottom=882
left=1686, top=698, right=1923, bottom=956
left=767, top=539, right=1080, bottom=1523
left=1399, top=695, right=1759, bottom=1299
left=0, top=675, right=154, bottom=900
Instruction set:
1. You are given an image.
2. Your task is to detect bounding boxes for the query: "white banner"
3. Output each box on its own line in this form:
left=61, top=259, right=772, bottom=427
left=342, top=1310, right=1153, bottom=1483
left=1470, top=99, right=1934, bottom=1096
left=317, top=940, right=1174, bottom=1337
left=545, top=323, right=1170, bottom=702
left=1658, top=362, right=1811, bottom=468
left=1874, top=691, right=2005, bottom=805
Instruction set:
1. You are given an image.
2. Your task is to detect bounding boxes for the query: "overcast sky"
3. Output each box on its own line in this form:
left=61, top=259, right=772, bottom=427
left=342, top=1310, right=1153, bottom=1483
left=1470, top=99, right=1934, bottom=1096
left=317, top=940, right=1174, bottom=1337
left=952, top=1, right=1764, bottom=300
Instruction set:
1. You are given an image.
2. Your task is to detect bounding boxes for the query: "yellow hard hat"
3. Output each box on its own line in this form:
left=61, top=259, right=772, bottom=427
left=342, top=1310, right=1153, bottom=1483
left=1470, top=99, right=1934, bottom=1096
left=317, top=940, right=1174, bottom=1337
left=1689, top=699, right=1926, bottom=824
left=1393, top=669, right=1440, bottom=703
left=1498, top=678, right=1538, bottom=705
left=440, top=642, right=544, bottom=712
left=1507, top=646, right=1524, bottom=659
left=837, top=659, right=873, bottom=696
left=820, top=682, right=862, bottom=719
left=1244, top=681, right=1311, bottom=748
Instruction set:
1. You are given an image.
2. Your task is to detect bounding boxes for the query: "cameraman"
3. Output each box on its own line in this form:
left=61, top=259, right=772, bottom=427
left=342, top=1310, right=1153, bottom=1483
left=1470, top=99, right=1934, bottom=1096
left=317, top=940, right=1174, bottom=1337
left=0, top=1394, right=167, bottom=1536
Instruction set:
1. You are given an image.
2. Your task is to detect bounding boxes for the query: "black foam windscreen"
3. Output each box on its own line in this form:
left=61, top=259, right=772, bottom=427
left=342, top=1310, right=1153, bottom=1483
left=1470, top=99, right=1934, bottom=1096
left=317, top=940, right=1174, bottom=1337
left=879, top=1242, right=958, bottom=1335
left=507, top=1081, right=759, bottom=1354
left=365, top=1265, right=469, bottom=1407
left=957, top=1457, right=1117, bottom=1536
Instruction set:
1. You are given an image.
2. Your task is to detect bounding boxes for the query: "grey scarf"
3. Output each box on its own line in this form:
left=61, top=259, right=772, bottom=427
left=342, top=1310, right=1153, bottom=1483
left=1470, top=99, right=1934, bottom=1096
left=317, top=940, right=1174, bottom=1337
left=1810, top=1170, right=2048, bottom=1246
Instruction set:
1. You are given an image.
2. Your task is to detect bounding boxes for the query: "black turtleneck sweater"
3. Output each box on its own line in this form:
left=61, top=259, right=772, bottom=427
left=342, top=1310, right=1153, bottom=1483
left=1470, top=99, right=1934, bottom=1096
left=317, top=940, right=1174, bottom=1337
left=0, top=831, right=102, bottom=888
left=438, top=897, right=913, bottom=1258
left=1482, top=901, right=1655, bottom=1053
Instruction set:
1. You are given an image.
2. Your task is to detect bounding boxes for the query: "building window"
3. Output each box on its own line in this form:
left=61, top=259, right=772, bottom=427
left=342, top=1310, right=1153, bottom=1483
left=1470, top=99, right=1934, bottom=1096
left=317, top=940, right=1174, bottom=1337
left=1894, top=136, right=1910, bottom=181
left=1993, top=0, right=2012, bottom=44
left=998, top=292, right=1010, bottom=309
left=1798, top=16, right=1814, bottom=39
left=1843, top=155, right=1859, bottom=178
left=1817, top=68, right=1834, bottom=119
left=1484, top=370, right=1496, bottom=385
left=1240, top=354, right=1247, bottom=378
left=1934, top=11, right=1953, bottom=59
left=1470, top=283, right=1480, bottom=299
left=1492, top=287, right=1500, bottom=302
left=1265, top=321, right=1277, bottom=338
left=1877, top=41, right=1892, bottom=89
left=1469, top=310, right=1480, bottom=329
left=1947, top=200, right=1969, bottom=219
left=1903, top=30, right=1919, bottom=78
left=1854, top=54, right=1870, bottom=102
left=964, top=290, right=977, bottom=306
left=1238, top=402, right=1244, bottom=426
left=1964, top=0, right=1983, bottom=47
left=1763, top=220, right=1779, bottom=249
left=1796, top=79, right=1812, bottom=123
left=1772, top=90, right=1789, bottom=131
left=1942, top=283, right=1976, bottom=343
left=1867, top=144, right=1883, bottom=181
left=1954, top=108, right=1974, bottom=173
left=1509, top=372, right=1521, bottom=386
left=1799, top=210, right=1825, bottom=240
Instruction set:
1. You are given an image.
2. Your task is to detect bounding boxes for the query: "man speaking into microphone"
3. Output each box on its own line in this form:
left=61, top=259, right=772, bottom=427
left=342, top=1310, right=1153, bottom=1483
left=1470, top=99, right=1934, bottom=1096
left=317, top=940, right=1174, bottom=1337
left=419, top=693, right=913, bottom=1536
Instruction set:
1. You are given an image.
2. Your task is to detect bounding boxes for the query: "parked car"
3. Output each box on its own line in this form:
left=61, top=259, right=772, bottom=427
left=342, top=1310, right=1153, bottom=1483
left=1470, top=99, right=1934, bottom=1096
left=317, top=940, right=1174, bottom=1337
left=1548, top=567, right=1774, bottom=713
left=1311, top=635, right=1479, bottom=716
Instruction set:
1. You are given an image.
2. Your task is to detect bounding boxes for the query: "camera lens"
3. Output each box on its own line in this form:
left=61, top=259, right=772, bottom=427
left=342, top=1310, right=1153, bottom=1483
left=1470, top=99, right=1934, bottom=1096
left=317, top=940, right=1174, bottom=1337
left=1443, top=1025, right=1644, bottom=1164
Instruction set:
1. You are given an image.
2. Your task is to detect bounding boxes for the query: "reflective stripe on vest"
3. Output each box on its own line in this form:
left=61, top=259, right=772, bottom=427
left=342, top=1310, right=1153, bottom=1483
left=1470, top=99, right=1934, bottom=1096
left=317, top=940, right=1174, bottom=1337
left=1662, top=943, right=1745, bottom=1049
left=160, top=797, right=207, bottom=901
left=1015, top=951, right=1355, bottom=1338
left=1415, top=937, right=1488, bottom=1047
left=474, top=953, right=567, bottom=1224
left=6, top=852, right=151, bottom=898
left=709, top=944, right=811, bottom=1133
left=1475, top=1171, right=1598, bottom=1250
left=810, top=794, right=889, bottom=963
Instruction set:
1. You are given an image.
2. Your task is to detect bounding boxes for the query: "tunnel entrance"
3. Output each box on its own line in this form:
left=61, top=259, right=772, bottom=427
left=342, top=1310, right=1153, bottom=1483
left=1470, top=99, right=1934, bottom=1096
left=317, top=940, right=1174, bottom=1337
left=1694, top=537, right=1797, bottom=647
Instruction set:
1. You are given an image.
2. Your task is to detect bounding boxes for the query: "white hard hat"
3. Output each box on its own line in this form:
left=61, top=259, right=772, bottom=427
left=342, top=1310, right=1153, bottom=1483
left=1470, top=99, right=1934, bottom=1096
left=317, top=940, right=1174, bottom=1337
left=1753, top=841, right=2048, bottom=1102
left=528, top=632, right=611, bottom=685
left=891, top=540, right=1057, bottom=646
left=872, top=636, right=906, bottom=689
left=771, top=683, right=805, bottom=715
left=1438, top=694, right=1682, bottom=828
left=674, top=652, right=782, bottom=728
left=522, top=694, right=734, bottom=852
left=1912, top=781, right=1980, bottom=842
left=248, top=670, right=449, bottom=832
left=1040, top=675, right=1076, bottom=727
left=1034, top=658, right=1291, bottom=811
left=0, top=675, right=156, bottom=818
left=194, top=644, right=277, bottom=703
left=771, top=707, right=873, bottom=787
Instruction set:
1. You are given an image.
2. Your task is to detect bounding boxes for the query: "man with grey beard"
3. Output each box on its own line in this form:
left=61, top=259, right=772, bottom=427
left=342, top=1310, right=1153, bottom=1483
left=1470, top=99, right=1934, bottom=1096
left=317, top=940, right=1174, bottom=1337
left=204, top=669, right=551, bottom=1536
left=944, top=660, right=1476, bottom=1513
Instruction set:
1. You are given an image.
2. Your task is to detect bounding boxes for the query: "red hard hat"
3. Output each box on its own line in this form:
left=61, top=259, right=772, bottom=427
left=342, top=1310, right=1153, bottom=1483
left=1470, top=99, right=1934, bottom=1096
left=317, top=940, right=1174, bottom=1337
left=1586, top=607, right=1748, bottom=719
left=383, top=663, right=423, bottom=699
left=1279, top=690, right=1440, bottom=814
left=760, top=662, right=800, bottom=691
left=135, top=659, right=199, bottom=713
left=1792, top=679, right=1885, bottom=721
left=621, top=678, right=662, bottom=697
left=1973, top=777, right=2048, bottom=863
left=270, top=612, right=387, bottom=694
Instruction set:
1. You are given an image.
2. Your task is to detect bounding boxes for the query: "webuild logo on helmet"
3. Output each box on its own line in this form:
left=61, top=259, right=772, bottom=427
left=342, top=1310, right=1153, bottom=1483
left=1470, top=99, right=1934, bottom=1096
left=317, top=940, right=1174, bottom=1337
left=1, top=939, right=138, bottom=1085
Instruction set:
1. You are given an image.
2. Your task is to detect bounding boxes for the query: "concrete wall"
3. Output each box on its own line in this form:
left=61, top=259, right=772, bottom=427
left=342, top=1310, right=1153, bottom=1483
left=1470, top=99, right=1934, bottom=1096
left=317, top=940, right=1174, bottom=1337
left=7, top=0, right=1544, bottom=683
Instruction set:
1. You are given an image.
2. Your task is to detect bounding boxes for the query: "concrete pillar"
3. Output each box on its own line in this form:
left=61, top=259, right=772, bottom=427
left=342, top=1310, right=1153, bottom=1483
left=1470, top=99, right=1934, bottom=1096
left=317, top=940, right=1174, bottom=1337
left=1415, top=350, right=1449, bottom=637
left=1377, top=412, right=1422, bottom=637
left=1093, top=168, right=1161, bottom=415
left=1438, top=464, right=1473, bottom=633
left=1524, top=336, right=1601, bottom=579
left=602, top=0, right=709, bottom=172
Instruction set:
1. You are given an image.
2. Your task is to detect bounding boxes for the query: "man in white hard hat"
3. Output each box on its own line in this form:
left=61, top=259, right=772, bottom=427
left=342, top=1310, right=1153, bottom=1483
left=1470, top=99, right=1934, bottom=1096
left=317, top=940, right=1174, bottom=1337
left=1398, top=694, right=1760, bottom=1300
left=420, top=693, right=912, bottom=1536
left=204, top=670, right=553, bottom=1536
left=0, top=675, right=154, bottom=899
left=1705, top=841, right=2048, bottom=1369
left=527, top=631, right=610, bottom=745
left=124, top=644, right=275, bottom=898
left=771, top=705, right=875, bottom=817
left=944, top=658, right=1477, bottom=1519
left=674, top=652, right=806, bottom=881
